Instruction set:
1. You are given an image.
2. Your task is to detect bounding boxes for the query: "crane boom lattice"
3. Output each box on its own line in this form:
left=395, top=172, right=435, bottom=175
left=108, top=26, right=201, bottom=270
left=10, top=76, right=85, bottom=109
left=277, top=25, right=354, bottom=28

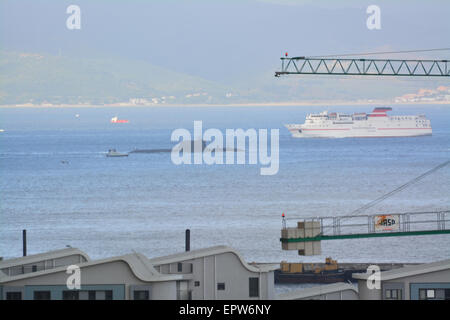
left=275, top=57, right=450, bottom=77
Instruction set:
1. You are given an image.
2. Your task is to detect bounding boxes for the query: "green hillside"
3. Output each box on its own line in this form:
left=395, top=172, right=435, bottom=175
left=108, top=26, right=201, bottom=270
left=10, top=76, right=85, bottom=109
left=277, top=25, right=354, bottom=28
left=0, top=51, right=230, bottom=105
left=0, top=50, right=447, bottom=105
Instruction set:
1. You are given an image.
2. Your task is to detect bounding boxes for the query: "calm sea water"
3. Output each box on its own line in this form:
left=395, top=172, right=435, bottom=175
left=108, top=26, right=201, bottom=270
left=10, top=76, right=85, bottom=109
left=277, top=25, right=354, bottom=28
left=0, top=105, right=449, bottom=263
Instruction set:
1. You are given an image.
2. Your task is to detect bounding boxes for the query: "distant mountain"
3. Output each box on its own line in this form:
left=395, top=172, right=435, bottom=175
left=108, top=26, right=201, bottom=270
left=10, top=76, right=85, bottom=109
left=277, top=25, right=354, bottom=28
left=1, top=50, right=448, bottom=105
left=0, top=51, right=231, bottom=105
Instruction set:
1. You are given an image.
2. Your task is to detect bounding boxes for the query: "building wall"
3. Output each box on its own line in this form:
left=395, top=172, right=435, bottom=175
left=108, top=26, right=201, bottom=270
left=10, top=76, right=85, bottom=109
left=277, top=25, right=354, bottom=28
left=203, top=255, right=215, bottom=299
left=383, top=269, right=450, bottom=300
left=341, top=290, right=359, bottom=300
left=1, top=254, right=87, bottom=276
left=262, top=271, right=275, bottom=300
left=151, top=281, right=177, bottom=300
left=358, top=268, right=450, bottom=300
left=410, top=283, right=450, bottom=300
left=1, top=260, right=177, bottom=300
left=191, top=255, right=205, bottom=300
left=357, top=279, right=382, bottom=300
left=290, top=289, right=358, bottom=300
left=157, top=252, right=274, bottom=300
left=215, top=252, right=261, bottom=300
left=23, top=284, right=125, bottom=300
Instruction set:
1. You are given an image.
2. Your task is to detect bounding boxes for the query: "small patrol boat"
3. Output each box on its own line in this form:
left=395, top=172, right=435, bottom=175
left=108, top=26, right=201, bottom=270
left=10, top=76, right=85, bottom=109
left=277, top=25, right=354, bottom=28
left=106, top=149, right=128, bottom=157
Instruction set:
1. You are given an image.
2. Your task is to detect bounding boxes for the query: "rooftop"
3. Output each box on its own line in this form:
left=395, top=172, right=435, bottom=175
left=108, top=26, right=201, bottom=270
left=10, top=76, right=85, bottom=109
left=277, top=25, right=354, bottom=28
left=0, top=247, right=90, bottom=269
left=352, top=259, right=450, bottom=281
left=148, top=245, right=278, bottom=272
left=0, top=251, right=182, bottom=284
left=276, top=282, right=358, bottom=300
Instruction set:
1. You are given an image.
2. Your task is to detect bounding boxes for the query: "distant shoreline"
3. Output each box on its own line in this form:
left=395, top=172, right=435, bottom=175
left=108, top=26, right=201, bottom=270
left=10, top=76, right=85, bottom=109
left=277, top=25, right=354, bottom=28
left=1, top=101, right=449, bottom=108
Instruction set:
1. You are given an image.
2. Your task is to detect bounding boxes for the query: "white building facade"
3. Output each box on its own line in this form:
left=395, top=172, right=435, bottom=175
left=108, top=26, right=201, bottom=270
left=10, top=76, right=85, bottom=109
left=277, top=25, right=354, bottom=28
left=0, top=246, right=276, bottom=300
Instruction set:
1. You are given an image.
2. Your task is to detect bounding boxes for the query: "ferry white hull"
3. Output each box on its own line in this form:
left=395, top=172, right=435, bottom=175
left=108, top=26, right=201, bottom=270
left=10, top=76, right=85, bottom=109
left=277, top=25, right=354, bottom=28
left=286, top=125, right=432, bottom=138
left=286, top=108, right=432, bottom=138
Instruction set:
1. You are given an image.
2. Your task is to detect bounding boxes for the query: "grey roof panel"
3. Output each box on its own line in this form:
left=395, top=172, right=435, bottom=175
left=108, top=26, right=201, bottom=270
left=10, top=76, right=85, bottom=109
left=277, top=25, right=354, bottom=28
left=352, top=259, right=450, bottom=280
left=276, top=282, right=358, bottom=300
left=148, top=245, right=277, bottom=272
left=0, top=248, right=90, bottom=269
left=0, top=252, right=182, bottom=284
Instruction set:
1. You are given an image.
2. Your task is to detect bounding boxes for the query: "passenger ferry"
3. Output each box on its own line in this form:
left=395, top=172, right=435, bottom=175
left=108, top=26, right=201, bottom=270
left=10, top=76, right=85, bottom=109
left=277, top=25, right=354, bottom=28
left=285, top=108, right=432, bottom=138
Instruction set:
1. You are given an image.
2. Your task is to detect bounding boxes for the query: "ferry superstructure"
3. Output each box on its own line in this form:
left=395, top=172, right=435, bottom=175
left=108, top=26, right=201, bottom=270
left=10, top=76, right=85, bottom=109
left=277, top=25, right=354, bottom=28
left=285, top=108, right=432, bottom=138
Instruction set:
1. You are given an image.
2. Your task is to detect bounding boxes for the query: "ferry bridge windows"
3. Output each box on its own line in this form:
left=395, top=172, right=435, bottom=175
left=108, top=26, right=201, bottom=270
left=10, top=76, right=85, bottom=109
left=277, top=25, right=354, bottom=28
left=217, top=283, right=225, bottom=291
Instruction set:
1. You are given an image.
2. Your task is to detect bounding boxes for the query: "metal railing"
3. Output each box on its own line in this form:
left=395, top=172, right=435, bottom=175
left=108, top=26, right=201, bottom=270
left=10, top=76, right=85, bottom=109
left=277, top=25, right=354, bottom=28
left=275, top=57, right=450, bottom=77
left=281, top=211, right=450, bottom=242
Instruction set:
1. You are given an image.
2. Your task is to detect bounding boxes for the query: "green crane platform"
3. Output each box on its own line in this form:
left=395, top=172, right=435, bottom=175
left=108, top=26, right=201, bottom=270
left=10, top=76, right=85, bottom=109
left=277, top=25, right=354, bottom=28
left=280, top=211, right=450, bottom=245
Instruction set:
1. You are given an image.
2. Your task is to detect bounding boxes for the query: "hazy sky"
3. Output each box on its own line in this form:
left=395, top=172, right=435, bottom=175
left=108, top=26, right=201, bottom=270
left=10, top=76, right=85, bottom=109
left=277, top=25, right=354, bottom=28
left=1, top=0, right=449, bottom=82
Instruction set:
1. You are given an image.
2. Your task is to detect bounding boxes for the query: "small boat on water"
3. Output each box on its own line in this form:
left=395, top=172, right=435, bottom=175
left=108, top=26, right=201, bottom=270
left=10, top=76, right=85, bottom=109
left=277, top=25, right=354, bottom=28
left=110, top=116, right=129, bottom=123
left=106, top=149, right=128, bottom=157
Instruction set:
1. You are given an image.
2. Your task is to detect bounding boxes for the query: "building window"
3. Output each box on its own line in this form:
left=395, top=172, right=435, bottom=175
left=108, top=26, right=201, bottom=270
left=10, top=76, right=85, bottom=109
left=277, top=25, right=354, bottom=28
left=385, top=289, right=402, bottom=300
left=217, top=283, right=225, bottom=291
left=6, top=292, right=22, bottom=300
left=133, top=290, right=150, bottom=300
left=88, top=291, right=96, bottom=300
left=194, top=281, right=200, bottom=287
left=249, top=278, right=259, bottom=297
left=419, top=289, right=437, bottom=300
left=177, top=263, right=183, bottom=272
left=76, top=290, right=113, bottom=300
left=75, top=290, right=113, bottom=300
left=445, top=289, right=450, bottom=300
left=105, top=290, right=113, bottom=300
left=33, top=291, right=51, bottom=300
left=63, top=291, right=79, bottom=300
left=419, top=289, right=425, bottom=300
left=419, top=288, right=450, bottom=300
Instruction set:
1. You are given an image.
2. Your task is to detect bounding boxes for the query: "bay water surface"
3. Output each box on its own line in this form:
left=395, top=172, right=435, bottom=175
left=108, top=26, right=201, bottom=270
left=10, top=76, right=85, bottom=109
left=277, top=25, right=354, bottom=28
left=0, top=105, right=449, bottom=263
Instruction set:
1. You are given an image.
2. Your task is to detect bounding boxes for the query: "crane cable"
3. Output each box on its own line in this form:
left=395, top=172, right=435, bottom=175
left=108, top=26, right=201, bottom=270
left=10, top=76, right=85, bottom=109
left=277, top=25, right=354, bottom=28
left=307, top=48, right=450, bottom=58
left=348, top=159, right=450, bottom=217
left=307, top=159, right=450, bottom=233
